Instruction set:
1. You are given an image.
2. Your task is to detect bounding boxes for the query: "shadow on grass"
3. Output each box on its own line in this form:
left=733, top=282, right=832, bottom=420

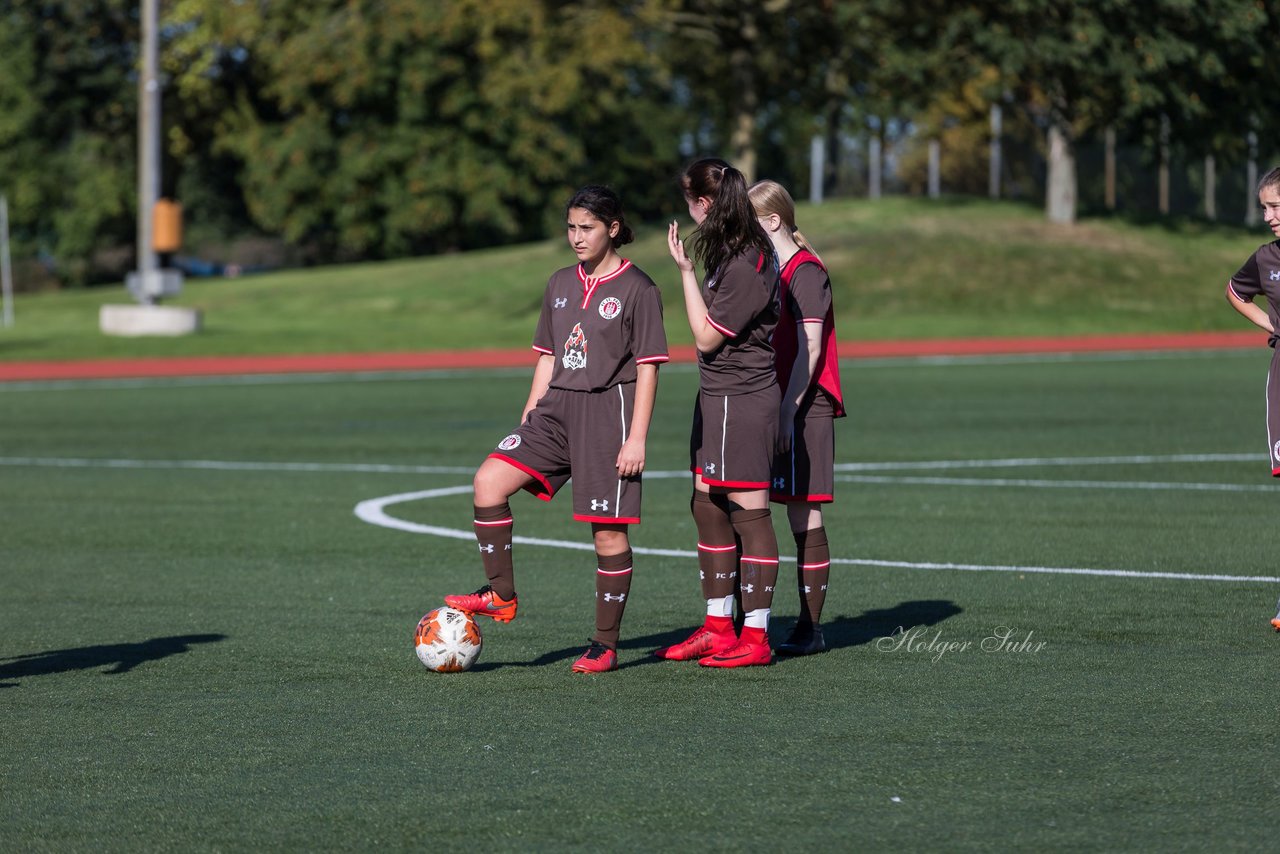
left=0, top=633, right=227, bottom=688
left=469, top=600, right=962, bottom=672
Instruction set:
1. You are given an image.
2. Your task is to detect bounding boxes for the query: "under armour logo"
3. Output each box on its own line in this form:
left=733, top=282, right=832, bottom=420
left=803, top=584, right=811, bottom=594
left=742, top=583, right=755, bottom=594
left=773, top=477, right=785, bottom=489
left=704, top=463, right=716, bottom=475
left=699, top=570, right=705, bottom=580
left=1271, top=270, right=1280, bottom=281
left=602, top=593, right=627, bottom=603
left=590, top=498, right=610, bottom=511
left=555, top=297, right=568, bottom=307
left=478, top=544, right=494, bottom=553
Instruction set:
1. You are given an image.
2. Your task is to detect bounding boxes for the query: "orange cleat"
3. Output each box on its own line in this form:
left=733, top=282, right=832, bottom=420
left=444, top=585, right=518, bottom=623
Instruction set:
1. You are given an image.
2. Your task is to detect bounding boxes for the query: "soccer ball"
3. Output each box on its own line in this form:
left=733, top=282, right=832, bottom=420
left=414, top=607, right=482, bottom=673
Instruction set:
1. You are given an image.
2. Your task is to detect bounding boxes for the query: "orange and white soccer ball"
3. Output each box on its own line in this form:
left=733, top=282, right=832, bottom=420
left=414, top=607, right=483, bottom=672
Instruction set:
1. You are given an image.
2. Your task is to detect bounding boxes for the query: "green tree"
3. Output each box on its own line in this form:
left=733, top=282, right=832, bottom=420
left=0, top=0, right=139, bottom=285
left=170, top=0, right=684, bottom=259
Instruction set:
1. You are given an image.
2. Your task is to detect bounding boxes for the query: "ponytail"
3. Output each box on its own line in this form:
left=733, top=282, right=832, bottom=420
left=681, top=158, right=773, bottom=275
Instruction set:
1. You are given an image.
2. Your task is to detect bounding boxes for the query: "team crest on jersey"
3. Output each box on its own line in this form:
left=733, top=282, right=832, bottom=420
left=598, top=297, right=623, bottom=320
left=1273, top=439, right=1280, bottom=461
left=562, top=322, right=588, bottom=370
left=497, top=434, right=522, bottom=451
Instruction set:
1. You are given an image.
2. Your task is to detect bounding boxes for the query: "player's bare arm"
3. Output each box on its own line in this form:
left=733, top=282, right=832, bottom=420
left=616, top=363, right=658, bottom=477
left=520, top=354, right=555, bottom=423
left=1225, top=282, right=1275, bottom=334
left=778, top=321, right=823, bottom=453
left=668, top=221, right=727, bottom=354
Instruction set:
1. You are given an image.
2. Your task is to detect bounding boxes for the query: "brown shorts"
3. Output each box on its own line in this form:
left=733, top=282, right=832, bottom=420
left=771, top=389, right=836, bottom=503
left=689, top=385, right=780, bottom=490
left=489, top=385, right=643, bottom=523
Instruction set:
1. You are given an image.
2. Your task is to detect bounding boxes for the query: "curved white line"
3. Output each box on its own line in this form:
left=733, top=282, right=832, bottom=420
left=353, top=486, right=1280, bottom=585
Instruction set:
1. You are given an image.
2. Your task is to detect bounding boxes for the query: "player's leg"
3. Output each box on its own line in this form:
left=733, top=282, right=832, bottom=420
left=444, top=457, right=531, bottom=621
left=777, top=502, right=829, bottom=656
left=573, top=524, right=632, bottom=673
left=696, top=387, right=779, bottom=667
left=656, top=393, right=741, bottom=660
left=701, top=486, right=777, bottom=668
left=653, top=476, right=741, bottom=660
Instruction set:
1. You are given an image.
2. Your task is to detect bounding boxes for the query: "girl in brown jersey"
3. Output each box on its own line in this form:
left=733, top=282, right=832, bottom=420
left=444, top=186, right=669, bottom=673
left=750, top=179, right=846, bottom=655
left=1222, top=165, right=1280, bottom=632
left=656, top=157, right=782, bottom=668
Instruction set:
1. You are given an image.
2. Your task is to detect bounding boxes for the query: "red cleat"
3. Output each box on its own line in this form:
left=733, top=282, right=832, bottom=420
left=700, top=638, right=773, bottom=668
left=444, top=585, right=518, bottom=623
left=571, top=640, right=618, bottom=674
left=1271, top=616, right=1280, bottom=632
left=653, top=625, right=737, bottom=661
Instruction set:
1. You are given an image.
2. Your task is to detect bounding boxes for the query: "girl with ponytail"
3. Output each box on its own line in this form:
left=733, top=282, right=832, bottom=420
left=654, top=158, right=782, bottom=668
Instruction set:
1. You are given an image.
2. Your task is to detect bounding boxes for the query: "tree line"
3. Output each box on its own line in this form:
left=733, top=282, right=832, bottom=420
left=1, top=0, right=1277, bottom=286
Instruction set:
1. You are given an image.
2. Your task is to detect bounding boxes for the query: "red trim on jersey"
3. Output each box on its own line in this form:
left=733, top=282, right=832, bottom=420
left=636, top=354, right=670, bottom=364
left=774, top=250, right=845, bottom=417
left=574, top=513, right=641, bottom=525
left=770, top=492, right=835, bottom=504
left=578, top=259, right=633, bottom=309
left=706, top=316, right=737, bottom=337
left=1272, top=466, right=1280, bottom=477
left=488, top=453, right=554, bottom=500
left=1228, top=281, right=1248, bottom=302
left=532, top=345, right=554, bottom=355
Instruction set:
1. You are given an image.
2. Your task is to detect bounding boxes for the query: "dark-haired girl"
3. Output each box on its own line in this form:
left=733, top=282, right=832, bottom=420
left=445, top=185, right=669, bottom=673
left=655, top=158, right=781, bottom=668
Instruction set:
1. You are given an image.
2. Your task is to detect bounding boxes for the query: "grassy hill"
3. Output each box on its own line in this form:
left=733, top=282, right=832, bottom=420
left=0, top=196, right=1269, bottom=362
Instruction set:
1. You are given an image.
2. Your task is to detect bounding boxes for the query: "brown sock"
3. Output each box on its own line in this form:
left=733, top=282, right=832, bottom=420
left=473, top=502, right=515, bottom=600
left=593, top=550, right=633, bottom=649
left=691, top=491, right=738, bottom=606
left=793, top=526, right=830, bottom=627
left=731, top=507, right=779, bottom=615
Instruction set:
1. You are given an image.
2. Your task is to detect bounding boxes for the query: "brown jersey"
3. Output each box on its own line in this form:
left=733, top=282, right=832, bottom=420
left=1229, top=240, right=1280, bottom=342
left=532, top=260, right=669, bottom=391
left=698, top=251, right=780, bottom=395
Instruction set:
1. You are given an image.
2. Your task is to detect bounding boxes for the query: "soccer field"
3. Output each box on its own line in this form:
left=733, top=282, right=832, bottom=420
left=1, top=349, right=1277, bottom=851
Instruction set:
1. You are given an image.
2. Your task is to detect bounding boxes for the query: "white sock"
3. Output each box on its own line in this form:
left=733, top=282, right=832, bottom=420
left=706, top=595, right=734, bottom=618
left=743, top=608, right=770, bottom=630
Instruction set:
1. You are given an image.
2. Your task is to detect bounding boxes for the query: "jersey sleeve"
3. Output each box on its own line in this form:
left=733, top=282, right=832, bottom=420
left=629, top=283, right=670, bottom=366
left=531, top=277, right=557, bottom=355
left=1229, top=250, right=1263, bottom=302
left=706, top=256, right=769, bottom=339
left=788, top=263, right=831, bottom=324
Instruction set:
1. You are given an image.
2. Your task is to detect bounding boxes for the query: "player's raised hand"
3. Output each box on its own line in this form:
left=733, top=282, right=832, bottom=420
left=667, top=220, right=694, bottom=272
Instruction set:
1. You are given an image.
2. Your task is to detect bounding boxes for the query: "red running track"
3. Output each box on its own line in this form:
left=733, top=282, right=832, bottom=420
left=0, top=331, right=1266, bottom=382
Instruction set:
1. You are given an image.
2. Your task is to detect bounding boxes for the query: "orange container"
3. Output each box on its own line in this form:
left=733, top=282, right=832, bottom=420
left=152, top=198, right=183, bottom=253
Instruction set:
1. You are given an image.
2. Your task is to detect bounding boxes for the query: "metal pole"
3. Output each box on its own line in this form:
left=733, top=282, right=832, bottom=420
left=136, top=0, right=160, bottom=304
left=988, top=104, right=1002, bottom=200
left=809, top=135, right=824, bottom=204
left=1, top=195, right=12, bottom=328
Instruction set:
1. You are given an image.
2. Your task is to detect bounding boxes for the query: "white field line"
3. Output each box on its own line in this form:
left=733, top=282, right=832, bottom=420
left=353, top=488, right=1280, bottom=585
